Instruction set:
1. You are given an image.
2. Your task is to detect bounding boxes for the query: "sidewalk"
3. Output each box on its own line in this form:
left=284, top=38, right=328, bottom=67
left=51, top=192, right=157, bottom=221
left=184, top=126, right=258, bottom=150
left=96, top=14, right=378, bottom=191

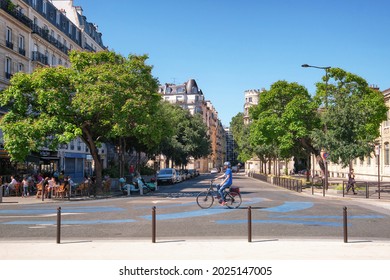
left=1, top=238, right=390, bottom=260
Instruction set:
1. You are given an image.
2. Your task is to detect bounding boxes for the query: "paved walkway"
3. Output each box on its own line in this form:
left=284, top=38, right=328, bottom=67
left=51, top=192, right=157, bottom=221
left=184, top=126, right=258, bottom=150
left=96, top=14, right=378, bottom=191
left=1, top=238, right=390, bottom=260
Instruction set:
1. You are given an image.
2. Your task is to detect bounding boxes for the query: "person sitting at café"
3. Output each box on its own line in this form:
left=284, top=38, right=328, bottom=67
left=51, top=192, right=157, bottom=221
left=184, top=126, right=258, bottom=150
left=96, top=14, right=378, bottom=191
left=5, top=176, right=18, bottom=196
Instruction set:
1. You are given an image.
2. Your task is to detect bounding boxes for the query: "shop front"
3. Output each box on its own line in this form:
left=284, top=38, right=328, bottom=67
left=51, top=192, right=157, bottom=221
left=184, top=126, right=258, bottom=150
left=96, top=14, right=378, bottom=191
left=63, top=152, right=86, bottom=182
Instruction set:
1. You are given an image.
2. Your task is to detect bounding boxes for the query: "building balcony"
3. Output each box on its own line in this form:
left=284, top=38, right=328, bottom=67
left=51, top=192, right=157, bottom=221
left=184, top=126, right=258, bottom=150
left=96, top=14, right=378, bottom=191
left=6, top=40, right=13, bottom=50
left=5, top=72, right=13, bottom=79
left=32, top=51, right=49, bottom=65
left=84, top=43, right=94, bottom=52
left=18, top=48, right=26, bottom=56
left=0, top=0, right=33, bottom=29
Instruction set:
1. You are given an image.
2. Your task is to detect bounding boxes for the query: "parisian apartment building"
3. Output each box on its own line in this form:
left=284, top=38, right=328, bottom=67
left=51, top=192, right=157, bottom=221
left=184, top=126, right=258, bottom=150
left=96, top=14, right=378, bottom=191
left=0, top=0, right=107, bottom=180
left=158, top=79, right=226, bottom=172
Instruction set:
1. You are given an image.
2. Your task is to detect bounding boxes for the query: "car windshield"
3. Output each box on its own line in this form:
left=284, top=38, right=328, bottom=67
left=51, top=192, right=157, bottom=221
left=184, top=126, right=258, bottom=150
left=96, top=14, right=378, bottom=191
left=159, top=169, right=172, bottom=175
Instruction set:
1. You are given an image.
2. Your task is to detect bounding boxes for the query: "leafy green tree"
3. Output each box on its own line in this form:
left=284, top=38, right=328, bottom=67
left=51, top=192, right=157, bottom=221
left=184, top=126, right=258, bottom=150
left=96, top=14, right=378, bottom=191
left=0, top=51, right=160, bottom=192
left=159, top=103, right=210, bottom=166
left=249, top=80, right=320, bottom=173
left=312, top=68, right=388, bottom=167
left=230, top=113, right=253, bottom=163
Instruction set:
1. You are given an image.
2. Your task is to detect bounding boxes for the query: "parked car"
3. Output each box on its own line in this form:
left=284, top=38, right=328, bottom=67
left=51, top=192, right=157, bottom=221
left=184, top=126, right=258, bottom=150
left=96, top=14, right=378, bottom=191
left=175, top=169, right=183, bottom=183
left=157, top=168, right=177, bottom=185
left=210, top=168, right=219, bottom=174
left=182, top=169, right=191, bottom=180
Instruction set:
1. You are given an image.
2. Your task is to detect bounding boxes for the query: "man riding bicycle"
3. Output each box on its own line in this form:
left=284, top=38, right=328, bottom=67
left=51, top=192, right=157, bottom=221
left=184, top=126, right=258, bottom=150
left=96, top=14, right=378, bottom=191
left=215, top=161, right=233, bottom=205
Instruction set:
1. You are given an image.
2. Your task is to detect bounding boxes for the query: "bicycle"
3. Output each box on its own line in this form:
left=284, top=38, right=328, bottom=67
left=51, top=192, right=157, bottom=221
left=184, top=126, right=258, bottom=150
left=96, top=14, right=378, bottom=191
left=196, top=179, right=242, bottom=209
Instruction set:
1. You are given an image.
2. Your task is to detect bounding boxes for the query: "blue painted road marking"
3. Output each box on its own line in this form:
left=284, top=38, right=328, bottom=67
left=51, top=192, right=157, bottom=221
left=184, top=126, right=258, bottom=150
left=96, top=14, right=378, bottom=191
left=139, top=197, right=265, bottom=221
left=260, top=201, right=314, bottom=213
left=268, top=214, right=385, bottom=219
left=0, top=206, right=124, bottom=215
left=3, top=219, right=136, bottom=225
left=216, top=219, right=344, bottom=227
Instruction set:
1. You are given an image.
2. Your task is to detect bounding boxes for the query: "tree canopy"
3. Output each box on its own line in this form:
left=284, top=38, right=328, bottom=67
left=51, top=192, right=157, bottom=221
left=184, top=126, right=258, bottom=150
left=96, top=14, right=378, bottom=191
left=0, top=50, right=161, bottom=191
left=249, top=80, right=319, bottom=160
left=311, top=68, right=388, bottom=167
left=159, top=103, right=211, bottom=166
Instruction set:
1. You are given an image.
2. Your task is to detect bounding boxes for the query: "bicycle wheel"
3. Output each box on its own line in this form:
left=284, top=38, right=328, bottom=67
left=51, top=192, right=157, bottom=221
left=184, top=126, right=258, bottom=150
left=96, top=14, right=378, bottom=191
left=225, top=192, right=242, bottom=209
left=196, top=191, right=214, bottom=209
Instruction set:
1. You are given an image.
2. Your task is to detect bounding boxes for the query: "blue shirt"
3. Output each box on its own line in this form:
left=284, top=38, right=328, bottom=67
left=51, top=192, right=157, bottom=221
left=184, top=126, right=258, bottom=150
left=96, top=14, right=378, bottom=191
left=225, top=168, right=233, bottom=185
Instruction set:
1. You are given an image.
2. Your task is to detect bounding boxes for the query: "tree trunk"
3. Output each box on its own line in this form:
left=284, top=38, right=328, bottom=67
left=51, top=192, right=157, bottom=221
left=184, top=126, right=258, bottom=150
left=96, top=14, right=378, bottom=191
left=81, top=124, right=103, bottom=195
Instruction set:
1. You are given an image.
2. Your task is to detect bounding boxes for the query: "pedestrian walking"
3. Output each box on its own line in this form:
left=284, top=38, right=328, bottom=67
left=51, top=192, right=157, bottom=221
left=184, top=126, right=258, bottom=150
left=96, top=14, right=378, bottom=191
left=346, top=169, right=357, bottom=195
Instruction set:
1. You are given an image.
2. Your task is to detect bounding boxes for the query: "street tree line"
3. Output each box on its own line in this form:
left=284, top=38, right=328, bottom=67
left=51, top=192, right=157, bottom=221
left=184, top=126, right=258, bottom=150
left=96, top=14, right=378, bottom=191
left=0, top=50, right=211, bottom=192
left=230, top=68, right=388, bottom=176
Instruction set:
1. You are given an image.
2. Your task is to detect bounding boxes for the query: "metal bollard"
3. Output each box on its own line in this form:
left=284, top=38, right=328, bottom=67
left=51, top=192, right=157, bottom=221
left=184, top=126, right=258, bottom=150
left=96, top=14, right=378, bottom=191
left=152, top=206, right=156, bottom=243
left=343, top=206, right=348, bottom=243
left=0, top=185, right=3, bottom=203
left=57, top=207, right=61, bottom=244
left=248, top=206, right=252, bottom=242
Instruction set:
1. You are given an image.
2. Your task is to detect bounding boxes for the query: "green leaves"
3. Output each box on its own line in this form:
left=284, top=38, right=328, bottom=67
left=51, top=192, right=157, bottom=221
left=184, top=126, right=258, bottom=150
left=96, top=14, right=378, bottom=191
left=314, top=68, right=387, bottom=167
left=249, top=80, right=317, bottom=159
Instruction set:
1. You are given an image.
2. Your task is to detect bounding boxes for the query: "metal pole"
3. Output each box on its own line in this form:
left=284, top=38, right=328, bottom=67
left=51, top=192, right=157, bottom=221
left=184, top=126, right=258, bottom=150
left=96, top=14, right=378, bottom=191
left=56, top=207, right=61, bottom=244
left=152, top=206, right=156, bottom=243
left=42, top=184, right=45, bottom=201
left=378, top=154, right=381, bottom=199
left=323, top=160, right=327, bottom=197
left=0, top=185, right=3, bottom=203
left=343, top=207, right=348, bottom=243
left=248, top=206, right=252, bottom=243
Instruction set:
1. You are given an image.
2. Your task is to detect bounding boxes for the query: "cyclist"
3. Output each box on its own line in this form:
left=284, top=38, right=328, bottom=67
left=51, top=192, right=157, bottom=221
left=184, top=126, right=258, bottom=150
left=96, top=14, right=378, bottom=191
left=215, top=161, right=233, bottom=205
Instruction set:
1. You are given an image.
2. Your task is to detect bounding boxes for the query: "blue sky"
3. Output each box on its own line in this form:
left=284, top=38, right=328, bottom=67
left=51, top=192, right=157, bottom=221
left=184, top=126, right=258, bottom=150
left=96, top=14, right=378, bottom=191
left=74, top=0, right=390, bottom=126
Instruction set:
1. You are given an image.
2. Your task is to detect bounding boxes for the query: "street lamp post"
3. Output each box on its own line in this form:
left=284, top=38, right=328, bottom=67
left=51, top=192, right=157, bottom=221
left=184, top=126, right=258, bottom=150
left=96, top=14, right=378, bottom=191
left=375, top=145, right=381, bottom=199
left=302, top=64, right=331, bottom=196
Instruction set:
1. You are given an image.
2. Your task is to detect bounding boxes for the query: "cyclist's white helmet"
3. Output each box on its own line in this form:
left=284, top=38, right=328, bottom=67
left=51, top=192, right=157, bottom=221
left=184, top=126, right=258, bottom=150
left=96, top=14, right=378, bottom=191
left=224, top=161, right=231, bottom=167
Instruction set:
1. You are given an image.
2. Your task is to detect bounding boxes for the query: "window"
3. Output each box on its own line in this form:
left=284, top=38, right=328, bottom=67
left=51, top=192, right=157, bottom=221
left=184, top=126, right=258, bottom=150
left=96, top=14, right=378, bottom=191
left=385, top=143, right=389, bottom=165
left=18, top=35, right=25, bottom=50
left=32, top=0, right=37, bottom=8
left=6, top=27, right=13, bottom=50
left=56, top=11, right=60, bottom=25
left=6, top=27, right=12, bottom=43
left=384, top=111, right=390, bottom=127
left=367, top=155, right=371, bottom=166
left=51, top=55, right=56, bottom=66
left=43, top=0, right=47, bottom=14
left=70, top=140, right=74, bottom=150
left=18, top=63, right=24, bottom=72
left=77, top=139, right=81, bottom=151
left=69, top=23, right=72, bottom=35
left=5, top=57, right=12, bottom=79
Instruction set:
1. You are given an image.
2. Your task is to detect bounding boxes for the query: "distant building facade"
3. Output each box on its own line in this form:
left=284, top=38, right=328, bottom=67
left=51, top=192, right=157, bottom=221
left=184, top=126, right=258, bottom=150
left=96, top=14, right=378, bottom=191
left=158, top=79, right=226, bottom=172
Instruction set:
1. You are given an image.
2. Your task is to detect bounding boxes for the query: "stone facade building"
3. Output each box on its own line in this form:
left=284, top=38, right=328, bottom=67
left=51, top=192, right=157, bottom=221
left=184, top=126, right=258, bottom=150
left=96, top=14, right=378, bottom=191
left=0, top=0, right=106, bottom=180
left=158, top=79, right=226, bottom=172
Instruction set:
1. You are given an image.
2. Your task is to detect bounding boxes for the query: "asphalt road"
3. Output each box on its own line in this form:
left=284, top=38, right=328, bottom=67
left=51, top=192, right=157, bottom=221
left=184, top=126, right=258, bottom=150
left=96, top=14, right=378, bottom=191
left=1, top=173, right=390, bottom=242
